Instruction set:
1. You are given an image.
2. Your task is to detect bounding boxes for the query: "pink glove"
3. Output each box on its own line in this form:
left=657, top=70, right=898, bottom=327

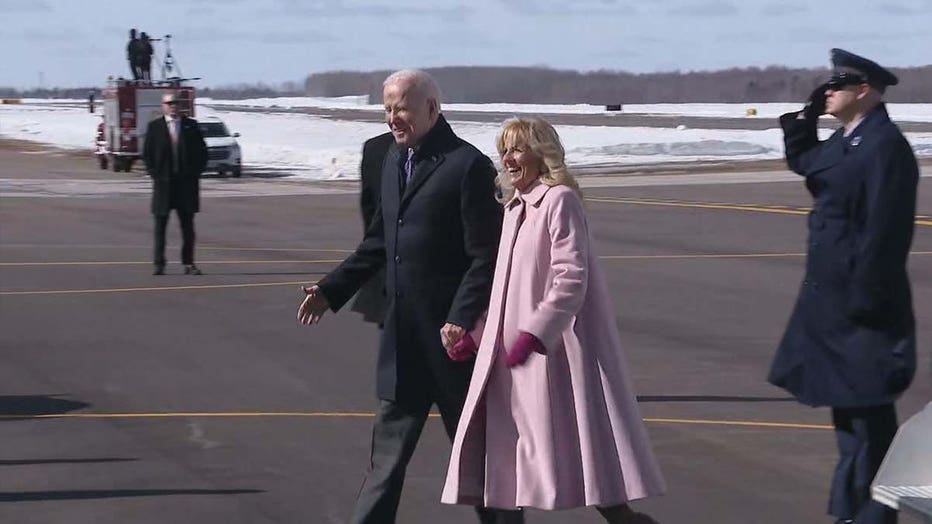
left=448, top=333, right=478, bottom=362
left=506, top=332, right=545, bottom=368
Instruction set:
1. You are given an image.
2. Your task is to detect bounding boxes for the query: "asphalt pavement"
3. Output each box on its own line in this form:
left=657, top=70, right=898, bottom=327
left=1, top=143, right=929, bottom=524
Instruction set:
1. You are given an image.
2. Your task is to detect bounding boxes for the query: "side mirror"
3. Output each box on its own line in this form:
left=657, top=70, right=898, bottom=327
left=232, top=132, right=241, bottom=138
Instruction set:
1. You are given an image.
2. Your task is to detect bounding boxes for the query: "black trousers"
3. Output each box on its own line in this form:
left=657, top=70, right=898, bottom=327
left=153, top=209, right=195, bottom=267
left=829, top=404, right=898, bottom=524
left=350, top=398, right=524, bottom=524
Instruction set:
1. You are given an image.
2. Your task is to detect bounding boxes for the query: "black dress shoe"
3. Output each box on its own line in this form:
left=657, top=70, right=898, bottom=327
left=153, top=265, right=165, bottom=275
left=184, top=264, right=202, bottom=275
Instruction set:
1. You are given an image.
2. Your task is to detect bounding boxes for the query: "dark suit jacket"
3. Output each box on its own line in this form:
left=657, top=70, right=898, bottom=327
left=318, top=116, right=503, bottom=405
left=143, top=116, right=207, bottom=215
left=349, top=132, right=395, bottom=324
left=769, top=104, right=918, bottom=407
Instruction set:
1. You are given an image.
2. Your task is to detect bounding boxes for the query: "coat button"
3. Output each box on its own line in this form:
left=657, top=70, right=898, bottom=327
left=394, top=255, right=401, bottom=264
left=397, top=218, right=404, bottom=225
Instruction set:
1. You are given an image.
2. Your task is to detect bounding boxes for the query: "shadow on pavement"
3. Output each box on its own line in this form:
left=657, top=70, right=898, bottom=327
left=0, top=395, right=90, bottom=421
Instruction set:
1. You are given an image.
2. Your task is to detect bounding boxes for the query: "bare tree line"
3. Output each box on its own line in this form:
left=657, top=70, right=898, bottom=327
left=4, top=65, right=929, bottom=103
left=304, top=65, right=932, bottom=104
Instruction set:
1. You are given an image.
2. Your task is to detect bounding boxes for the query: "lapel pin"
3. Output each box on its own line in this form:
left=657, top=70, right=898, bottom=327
left=850, top=136, right=862, bottom=147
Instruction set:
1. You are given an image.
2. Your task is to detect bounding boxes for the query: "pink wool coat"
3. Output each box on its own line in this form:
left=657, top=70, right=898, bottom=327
left=441, top=181, right=666, bottom=510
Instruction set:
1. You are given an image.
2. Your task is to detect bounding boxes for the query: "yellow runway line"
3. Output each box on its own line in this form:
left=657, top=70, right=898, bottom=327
left=589, top=197, right=932, bottom=226
left=3, top=253, right=928, bottom=296
left=643, top=417, right=832, bottom=430
left=0, top=411, right=832, bottom=430
left=0, top=281, right=308, bottom=296
left=600, top=253, right=806, bottom=260
left=0, top=259, right=344, bottom=267
left=6, top=252, right=930, bottom=269
left=0, top=244, right=355, bottom=253
left=586, top=197, right=810, bottom=216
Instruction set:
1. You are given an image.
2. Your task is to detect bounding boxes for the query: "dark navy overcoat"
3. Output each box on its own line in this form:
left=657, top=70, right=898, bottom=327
left=318, top=116, right=503, bottom=405
left=769, top=105, right=919, bottom=408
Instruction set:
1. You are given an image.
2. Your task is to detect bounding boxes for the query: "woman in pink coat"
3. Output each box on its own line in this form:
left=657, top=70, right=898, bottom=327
left=441, top=117, right=665, bottom=523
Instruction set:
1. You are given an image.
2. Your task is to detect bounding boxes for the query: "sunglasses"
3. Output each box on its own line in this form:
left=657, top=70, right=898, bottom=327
left=826, top=72, right=867, bottom=91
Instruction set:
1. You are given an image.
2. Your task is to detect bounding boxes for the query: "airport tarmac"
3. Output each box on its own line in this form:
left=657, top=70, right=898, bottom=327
left=1, top=141, right=929, bottom=523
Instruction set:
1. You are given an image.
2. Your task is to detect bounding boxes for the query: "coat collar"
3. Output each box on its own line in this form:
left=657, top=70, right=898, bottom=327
left=390, top=114, right=456, bottom=155
left=388, top=114, right=457, bottom=210
left=844, top=103, right=890, bottom=146
left=507, top=179, right=551, bottom=210
left=807, top=104, right=891, bottom=175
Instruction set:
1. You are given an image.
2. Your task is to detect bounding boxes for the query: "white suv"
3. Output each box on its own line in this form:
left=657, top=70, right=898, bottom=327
left=198, top=116, right=243, bottom=177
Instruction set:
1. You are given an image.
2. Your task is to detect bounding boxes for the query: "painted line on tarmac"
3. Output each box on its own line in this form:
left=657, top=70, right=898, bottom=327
left=3, top=252, right=930, bottom=295
left=601, top=253, right=804, bottom=260
left=4, top=251, right=931, bottom=268
left=589, top=197, right=932, bottom=226
left=0, top=411, right=833, bottom=430
left=587, top=196, right=809, bottom=216
left=0, top=281, right=308, bottom=296
left=0, top=259, right=344, bottom=267
left=0, top=244, right=355, bottom=253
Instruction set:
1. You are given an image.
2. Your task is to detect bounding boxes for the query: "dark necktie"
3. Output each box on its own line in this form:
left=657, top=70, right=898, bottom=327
left=403, top=148, right=415, bottom=187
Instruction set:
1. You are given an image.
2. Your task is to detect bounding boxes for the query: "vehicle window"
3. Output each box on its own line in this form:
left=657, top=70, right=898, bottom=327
left=198, top=122, right=230, bottom=138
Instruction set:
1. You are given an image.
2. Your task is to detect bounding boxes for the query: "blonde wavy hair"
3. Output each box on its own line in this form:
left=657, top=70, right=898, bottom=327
left=494, top=117, right=580, bottom=203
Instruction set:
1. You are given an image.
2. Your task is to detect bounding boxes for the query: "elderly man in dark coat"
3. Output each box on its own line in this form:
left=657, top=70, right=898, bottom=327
left=143, top=92, right=207, bottom=276
left=768, top=49, right=919, bottom=524
left=298, top=70, right=521, bottom=523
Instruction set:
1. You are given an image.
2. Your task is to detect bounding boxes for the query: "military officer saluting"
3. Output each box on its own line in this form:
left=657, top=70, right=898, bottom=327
left=768, top=49, right=920, bottom=524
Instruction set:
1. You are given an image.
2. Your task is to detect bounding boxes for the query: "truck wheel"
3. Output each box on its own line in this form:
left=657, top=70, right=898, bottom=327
left=99, top=156, right=108, bottom=170
left=111, top=157, right=122, bottom=172
left=232, top=167, right=242, bottom=178
left=123, top=159, right=134, bottom=173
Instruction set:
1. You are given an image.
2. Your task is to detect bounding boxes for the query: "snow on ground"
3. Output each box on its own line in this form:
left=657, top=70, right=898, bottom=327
left=3, top=99, right=931, bottom=180
left=204, top=97, right=932, bottom=123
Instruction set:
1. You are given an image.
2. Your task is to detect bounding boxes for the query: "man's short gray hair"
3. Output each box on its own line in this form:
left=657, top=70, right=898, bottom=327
left=383, top=69, right=442, bottom=108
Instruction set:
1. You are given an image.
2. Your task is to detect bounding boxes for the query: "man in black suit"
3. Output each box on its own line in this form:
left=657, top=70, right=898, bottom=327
left=143, top=92, right=207, bottom=276
left=298, top=70, right=520, bottom=523
left=349, top=132, right=395, bottom=325
left=769, top=49, right=918, bottom=524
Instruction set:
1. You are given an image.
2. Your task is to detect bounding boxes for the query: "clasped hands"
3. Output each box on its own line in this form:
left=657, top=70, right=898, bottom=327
left=298, top=285, right=542, bottom=368
left=444, top=327, right=544, bottom=368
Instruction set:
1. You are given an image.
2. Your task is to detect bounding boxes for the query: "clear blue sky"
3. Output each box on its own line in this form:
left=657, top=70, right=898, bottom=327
left=1, top=0, right=930, bottom=89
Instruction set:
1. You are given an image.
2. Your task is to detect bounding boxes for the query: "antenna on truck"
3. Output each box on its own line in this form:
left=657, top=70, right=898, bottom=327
left=153, top=34, right=201, bottom=86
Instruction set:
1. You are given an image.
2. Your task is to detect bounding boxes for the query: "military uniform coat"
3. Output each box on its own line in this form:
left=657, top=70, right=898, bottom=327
left=317, top=116, right=503, bottom=405
left=143, top=116, right=207, bottom=215
left=768, top=105, right=919, bottom=407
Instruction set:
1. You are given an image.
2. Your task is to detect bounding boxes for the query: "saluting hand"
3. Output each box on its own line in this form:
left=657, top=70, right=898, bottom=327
left=803, top=83, right=830, bottom=120
left=297, top=284, right=330, bottom=325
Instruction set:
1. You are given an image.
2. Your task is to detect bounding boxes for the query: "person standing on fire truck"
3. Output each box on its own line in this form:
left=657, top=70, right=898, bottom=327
left=127, top=29, right=141, bottom=81
left=143, top=92, right=208, bottom=276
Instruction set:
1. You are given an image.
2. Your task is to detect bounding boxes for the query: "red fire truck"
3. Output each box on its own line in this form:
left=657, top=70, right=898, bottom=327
left=98, top=34, right=199, bottom=172
left=100, top=82, right=195, bottom=172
